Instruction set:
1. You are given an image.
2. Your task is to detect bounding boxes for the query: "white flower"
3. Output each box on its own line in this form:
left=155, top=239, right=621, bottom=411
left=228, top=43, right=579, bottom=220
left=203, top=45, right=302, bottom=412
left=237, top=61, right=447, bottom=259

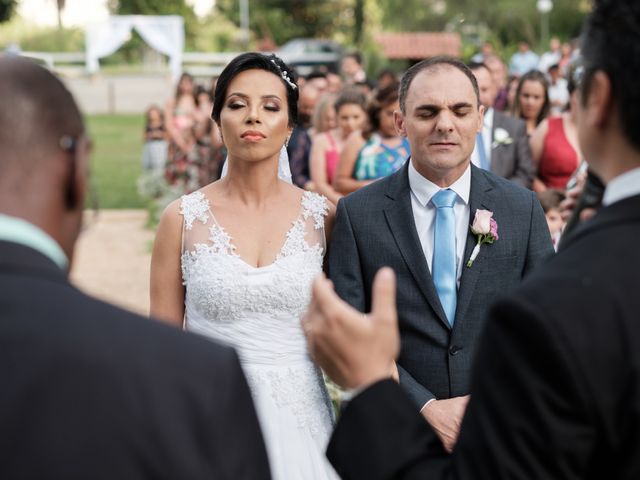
left=492, top=128, right=513, bottom=148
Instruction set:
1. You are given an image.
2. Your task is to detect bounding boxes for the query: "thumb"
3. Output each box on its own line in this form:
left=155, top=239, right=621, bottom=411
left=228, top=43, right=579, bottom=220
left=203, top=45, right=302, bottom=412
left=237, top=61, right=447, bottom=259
left=371, top=267, right=397, bottom=326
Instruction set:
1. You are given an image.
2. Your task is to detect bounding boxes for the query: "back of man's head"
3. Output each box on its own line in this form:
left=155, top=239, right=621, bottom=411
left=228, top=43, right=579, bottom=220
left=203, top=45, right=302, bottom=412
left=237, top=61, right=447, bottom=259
left=581, top=0, right=640, bottom=151
left=0, top=57, right=84, bottom=187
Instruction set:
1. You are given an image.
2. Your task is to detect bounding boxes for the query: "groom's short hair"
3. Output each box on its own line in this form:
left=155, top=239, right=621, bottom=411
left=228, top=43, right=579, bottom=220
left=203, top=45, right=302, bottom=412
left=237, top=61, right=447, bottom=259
left=580, top=0, right=640, bottom=151
left=398, top=56, right=480, bottom=114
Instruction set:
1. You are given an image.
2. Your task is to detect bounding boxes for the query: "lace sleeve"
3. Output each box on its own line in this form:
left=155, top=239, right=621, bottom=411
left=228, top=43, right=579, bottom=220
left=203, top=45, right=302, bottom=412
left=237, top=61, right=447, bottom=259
left=301, top=191, right=329, bottom=255
left=179, top=191, right=212, bottom=255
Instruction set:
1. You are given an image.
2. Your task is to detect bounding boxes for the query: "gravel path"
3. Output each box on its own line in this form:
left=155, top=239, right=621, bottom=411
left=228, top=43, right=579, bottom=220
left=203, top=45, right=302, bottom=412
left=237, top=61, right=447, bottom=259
left=70, top=210, right=155, bottom=316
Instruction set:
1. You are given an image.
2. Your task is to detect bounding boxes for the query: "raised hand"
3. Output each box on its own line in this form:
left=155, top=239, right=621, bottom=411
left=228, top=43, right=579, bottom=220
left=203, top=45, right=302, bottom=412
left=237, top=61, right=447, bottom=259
left=303, top=267, right=400, bottom=390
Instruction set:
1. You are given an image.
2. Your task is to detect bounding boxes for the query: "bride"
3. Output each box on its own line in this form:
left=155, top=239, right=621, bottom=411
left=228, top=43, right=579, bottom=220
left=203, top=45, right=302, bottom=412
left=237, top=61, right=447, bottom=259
left=150, top=52, right=338, bottom=479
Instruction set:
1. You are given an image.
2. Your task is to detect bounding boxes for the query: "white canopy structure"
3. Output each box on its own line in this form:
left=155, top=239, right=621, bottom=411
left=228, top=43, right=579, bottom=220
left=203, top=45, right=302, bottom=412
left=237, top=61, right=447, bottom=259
left=86, top=15, right=184, bottom=80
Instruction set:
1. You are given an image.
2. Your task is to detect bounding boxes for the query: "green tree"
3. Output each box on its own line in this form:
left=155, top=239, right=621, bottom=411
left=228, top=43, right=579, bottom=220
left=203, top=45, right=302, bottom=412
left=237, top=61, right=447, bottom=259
left=0, top=0, right=17, bottom=23
left=216, top=0, right=353, bottom=46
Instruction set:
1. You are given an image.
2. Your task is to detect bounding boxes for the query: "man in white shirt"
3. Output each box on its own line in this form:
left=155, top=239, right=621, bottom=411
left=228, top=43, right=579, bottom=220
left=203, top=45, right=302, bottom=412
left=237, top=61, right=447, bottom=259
left=469, top=62, right=535, bottom=188
left=328, top=56, right=553, bottom=453
left=309, top=1, right=640, bottom=477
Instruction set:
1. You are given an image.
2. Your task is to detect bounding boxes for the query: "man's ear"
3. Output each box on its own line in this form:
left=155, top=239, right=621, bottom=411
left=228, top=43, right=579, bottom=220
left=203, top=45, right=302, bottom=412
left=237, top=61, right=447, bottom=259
left=584, top=71, right=613, bottom=130
left=477, top=104, right=485, bottom=133
left=394, top=110, right=407, bottom=137
left=65, top=145, right=88, bottom=211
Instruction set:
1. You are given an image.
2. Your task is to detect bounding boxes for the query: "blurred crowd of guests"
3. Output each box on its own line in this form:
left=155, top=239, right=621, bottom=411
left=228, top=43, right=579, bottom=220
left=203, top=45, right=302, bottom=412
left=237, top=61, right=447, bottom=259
left=142, top=40, right=592, bottom=248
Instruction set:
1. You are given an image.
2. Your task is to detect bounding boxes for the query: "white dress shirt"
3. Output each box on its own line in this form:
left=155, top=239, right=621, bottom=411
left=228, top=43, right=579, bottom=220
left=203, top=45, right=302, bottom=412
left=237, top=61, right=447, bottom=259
left=602, top=167, right=640, bottom=206
left=470, top=108, right=494, bottom=170
left=408, top=161, right=471, bottom=288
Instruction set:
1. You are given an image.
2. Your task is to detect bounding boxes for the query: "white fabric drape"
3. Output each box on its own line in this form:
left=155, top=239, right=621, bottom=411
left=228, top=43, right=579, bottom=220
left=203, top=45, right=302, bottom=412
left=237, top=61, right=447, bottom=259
left=85, top=15, right=184, bottom=80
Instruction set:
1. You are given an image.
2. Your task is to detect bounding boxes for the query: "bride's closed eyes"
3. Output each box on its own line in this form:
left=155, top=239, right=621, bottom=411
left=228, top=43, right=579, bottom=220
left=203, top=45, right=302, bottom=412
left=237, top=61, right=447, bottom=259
left=225, top=95, right=283, bottom=112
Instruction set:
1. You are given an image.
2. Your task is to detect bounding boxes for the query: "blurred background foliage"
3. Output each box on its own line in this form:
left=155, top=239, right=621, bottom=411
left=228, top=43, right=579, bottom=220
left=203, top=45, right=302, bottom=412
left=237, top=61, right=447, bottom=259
left=1, top=0, right=591, bottom=70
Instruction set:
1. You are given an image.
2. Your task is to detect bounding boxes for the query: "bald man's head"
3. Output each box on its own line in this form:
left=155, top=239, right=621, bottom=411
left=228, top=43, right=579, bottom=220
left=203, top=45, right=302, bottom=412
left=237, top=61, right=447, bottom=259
left=0, top=57, right=84, bottom=183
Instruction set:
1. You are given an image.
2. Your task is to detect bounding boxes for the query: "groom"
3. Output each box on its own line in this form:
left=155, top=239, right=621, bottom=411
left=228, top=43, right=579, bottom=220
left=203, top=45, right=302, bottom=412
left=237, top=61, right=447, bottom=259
left=328, top=56, right=553, bottom=451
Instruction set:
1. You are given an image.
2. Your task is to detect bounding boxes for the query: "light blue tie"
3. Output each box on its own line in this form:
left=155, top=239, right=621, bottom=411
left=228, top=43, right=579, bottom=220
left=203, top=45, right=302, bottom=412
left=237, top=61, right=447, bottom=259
left=476, top=132, right=490, bottom=171
left=432, top=189, right=458, bottom=326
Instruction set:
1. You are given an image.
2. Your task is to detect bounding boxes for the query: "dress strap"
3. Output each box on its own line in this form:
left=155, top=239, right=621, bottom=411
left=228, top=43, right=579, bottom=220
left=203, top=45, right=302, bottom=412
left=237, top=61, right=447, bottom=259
left=179, top=191, right=210, bottom=230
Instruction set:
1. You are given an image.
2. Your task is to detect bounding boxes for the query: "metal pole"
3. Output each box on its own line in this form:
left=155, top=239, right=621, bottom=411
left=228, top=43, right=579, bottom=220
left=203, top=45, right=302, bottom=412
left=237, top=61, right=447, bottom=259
left=542, top=12, right=549, bottom=50
left=240, top=0, right=249, bottom=50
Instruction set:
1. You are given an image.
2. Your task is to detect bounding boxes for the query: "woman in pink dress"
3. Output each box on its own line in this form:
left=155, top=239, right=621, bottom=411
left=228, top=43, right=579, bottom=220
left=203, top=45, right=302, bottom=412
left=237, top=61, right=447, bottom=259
left=309, top=88, right=367, bottom=204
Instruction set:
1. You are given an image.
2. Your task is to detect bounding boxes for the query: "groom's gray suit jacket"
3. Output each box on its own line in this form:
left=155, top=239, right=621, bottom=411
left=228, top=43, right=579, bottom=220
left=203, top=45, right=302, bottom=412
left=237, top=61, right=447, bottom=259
left=328, top=162, right=554, bottom=408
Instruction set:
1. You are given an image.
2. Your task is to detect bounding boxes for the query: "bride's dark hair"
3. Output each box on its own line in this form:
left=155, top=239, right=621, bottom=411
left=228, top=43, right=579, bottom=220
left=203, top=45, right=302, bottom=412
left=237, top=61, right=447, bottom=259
left=211, top=52, right=299, bottom=128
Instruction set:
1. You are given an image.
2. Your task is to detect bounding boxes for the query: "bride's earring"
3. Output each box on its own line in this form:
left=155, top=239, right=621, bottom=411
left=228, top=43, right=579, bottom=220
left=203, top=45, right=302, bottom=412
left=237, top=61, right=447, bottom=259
left=285, top=135, right=291, bottom=148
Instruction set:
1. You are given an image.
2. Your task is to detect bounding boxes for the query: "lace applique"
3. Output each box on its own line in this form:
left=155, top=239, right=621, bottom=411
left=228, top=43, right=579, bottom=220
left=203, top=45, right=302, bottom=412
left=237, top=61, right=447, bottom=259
left=277, top=220, right=323, bottom=261
left=208, top=224, right=237, bottom=256
left=244, top=365, right=334, bottom=437
left=180, top=191, right=209, bottom=230
left=301, top=191, right=329, bottom=230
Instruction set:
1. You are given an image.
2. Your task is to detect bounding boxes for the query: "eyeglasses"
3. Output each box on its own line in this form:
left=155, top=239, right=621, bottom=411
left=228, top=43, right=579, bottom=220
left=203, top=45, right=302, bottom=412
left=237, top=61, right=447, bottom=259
left=59, top=134, right=100, bottom=229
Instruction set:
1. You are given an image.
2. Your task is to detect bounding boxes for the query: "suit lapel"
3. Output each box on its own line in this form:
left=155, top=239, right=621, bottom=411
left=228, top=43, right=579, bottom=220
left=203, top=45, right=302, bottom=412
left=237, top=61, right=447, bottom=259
left=454, top=166, right=494, bottom=325
left=383, top=163, right=450, bottom=329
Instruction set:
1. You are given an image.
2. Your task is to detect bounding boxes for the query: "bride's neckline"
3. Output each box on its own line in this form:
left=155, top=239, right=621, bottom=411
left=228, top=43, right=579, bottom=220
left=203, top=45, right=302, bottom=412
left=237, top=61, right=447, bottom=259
left=206, top=192, right=307, bottom=270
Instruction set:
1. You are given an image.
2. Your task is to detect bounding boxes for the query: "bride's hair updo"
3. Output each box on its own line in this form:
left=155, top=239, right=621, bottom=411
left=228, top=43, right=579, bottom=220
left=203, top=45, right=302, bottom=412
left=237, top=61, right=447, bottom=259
left=212, top=52, right=299, bottom=128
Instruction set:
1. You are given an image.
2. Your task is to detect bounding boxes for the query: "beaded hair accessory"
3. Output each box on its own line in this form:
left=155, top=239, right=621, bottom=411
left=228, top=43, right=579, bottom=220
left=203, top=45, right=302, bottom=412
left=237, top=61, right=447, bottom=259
left=270, top=58, right=297, bottom=90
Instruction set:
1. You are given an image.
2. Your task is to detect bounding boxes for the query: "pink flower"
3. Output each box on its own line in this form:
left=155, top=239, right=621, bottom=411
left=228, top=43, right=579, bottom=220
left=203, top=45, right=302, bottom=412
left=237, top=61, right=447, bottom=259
left=466, top=209, right=499, bottom=268
left=470, top=209, right=493, bottom=235
left=489, top=218, right=499, bottom=240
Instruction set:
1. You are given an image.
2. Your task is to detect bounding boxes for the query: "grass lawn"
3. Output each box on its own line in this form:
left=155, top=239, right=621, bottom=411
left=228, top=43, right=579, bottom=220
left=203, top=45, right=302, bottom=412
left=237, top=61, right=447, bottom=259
left=86, top=114, right=146, bottom=209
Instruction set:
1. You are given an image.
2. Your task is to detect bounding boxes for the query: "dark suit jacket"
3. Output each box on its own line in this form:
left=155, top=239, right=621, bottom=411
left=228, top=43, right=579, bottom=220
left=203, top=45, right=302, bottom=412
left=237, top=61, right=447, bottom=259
left=0, top=241, right=270, bottom=480
left=329, top=162, right=553, bottom=408
left=327, top=194, right=640, bottom=480
left=489, top=110, right=535, bottom=188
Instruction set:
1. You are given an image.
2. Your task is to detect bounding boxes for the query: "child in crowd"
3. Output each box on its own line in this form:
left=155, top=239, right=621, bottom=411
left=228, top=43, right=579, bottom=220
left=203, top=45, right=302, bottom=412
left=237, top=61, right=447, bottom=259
left=141, top=105, right=168, bottom=173
left=537, top=189, right=566, bottom=251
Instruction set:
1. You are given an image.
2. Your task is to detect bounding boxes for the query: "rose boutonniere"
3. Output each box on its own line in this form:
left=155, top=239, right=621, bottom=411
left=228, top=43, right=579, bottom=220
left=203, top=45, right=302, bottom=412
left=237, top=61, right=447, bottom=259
left=466, top=209, right=499, bottom=268
left=492, top=128, right=513, bottom=149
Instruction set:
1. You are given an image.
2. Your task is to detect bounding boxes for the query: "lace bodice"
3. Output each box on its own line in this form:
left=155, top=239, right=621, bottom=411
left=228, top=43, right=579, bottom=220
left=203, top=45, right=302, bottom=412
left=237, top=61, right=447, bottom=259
left=180, top=190, right=328, bottom=337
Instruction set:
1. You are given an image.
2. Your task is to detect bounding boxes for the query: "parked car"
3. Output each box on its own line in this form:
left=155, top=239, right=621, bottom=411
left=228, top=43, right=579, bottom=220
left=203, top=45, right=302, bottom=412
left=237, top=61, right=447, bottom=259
left=277, top=38, right=343, bottom=76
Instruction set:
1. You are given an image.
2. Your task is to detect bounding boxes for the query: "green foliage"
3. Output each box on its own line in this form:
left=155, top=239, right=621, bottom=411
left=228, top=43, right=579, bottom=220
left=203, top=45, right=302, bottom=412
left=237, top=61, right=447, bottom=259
left=215, top=0, right=354, bottom=46
left=0, top=16, right=84, bottom=51
left=86, top=114, right=146, bottom=209
left=0, top=0, right=17, bottom=24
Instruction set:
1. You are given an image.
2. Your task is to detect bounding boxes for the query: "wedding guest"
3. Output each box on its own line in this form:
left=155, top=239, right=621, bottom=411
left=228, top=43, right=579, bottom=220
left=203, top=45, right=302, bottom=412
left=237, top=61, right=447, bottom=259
left=164, top=72, right=197, bottom=160
left=306, top=70, right=329, bottom=93
left=341, top=52, right=367, bottom=85
left=309, top=87, right=367, bottom=204
left=310, top=93, right=337, bottom=138
left=287, top=83, right=321, bottom=189
left=328, top=56, right=553, bottom=453
left=333, top=84, right=409, bottom=194
left=0, top=55, right=269, bottom=480
left=326, top=71, right=343, bottom=93
left=375, top=69, right=398, bottom=91
left=530, top=64, right=581, bottom=192
left=538, top=36, right=562, bottom=74
left=509, top=41, right=540, bottom=77
left=485, top=55, right=509, bottom=111
left=141, top=104, right=168, bottom=173
left=537, top=188, right=565, bottom=250
left=547, top=64, right=570, bottom=115
left=309, top=2, right=640, bottom=477
left=469, top=63, right=534, bottom=188
left=511, top=70, right=550, bottom=135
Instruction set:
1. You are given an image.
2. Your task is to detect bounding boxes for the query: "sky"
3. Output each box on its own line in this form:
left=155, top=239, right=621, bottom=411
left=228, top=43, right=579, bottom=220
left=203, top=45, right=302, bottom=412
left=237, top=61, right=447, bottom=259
left=17, top=0, right=215, bottom=27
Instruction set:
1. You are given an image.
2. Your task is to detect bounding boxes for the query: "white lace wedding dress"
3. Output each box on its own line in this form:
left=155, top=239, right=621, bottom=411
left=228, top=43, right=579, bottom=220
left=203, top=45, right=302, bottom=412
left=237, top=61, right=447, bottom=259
left=180, top=190, right=338, bottom=480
